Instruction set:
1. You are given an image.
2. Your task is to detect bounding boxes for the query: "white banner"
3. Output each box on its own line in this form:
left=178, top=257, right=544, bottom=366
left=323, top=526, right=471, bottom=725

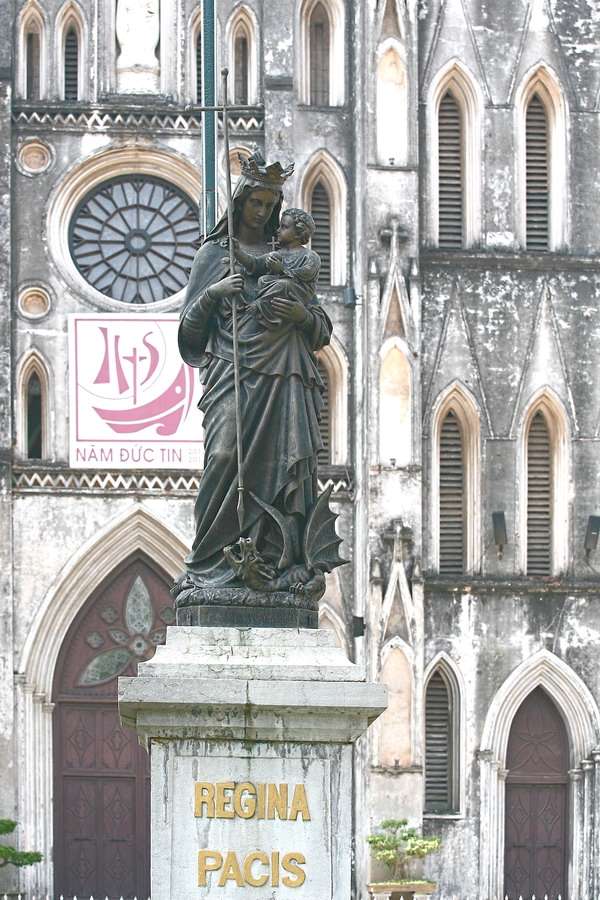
left=69, top=314, right=203, bottom=469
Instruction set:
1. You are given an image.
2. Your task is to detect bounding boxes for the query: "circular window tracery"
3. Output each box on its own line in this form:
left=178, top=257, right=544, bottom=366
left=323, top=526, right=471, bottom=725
left=68, top=175, right=200, bottom=304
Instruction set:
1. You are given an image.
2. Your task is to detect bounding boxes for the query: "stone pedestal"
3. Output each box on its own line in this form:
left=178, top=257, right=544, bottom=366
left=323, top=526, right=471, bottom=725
left=119, top=627, right=386, bottom=900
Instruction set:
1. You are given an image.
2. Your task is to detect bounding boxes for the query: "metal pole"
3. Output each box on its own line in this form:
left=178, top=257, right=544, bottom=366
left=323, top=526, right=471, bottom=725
left=201, top=0, right=217, bottom=234
left=221, top=68, right=245, bottom=531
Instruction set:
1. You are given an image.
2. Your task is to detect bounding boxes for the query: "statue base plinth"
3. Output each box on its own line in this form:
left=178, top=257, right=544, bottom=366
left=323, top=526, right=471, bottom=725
left=177, top=603, right=317, bottom=628
left=174, top=583, right=320, bottom=629
left=119, top=627, right=387, bottom=899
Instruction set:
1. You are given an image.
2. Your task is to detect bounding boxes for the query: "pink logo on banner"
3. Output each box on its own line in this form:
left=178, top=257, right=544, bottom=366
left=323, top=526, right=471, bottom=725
left=69, top=315, right=203, bottom=469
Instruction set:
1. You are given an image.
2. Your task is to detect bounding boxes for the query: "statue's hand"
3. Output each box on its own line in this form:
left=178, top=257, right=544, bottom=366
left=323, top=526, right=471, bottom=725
left=208, top=274, right=245, bottom=301
left=266, top=253, right=284, bottom=274
left=270, top=298, right=308, bottom=324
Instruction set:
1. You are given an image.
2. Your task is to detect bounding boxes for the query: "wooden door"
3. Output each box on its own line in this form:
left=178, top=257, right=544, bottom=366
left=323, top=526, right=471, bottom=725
left=52, top=555, right=175, bottom=900
left=504, top=687, right=569, bottom=900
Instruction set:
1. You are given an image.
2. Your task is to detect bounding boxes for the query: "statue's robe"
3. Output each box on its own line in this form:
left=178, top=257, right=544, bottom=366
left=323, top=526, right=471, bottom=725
left=178, top=236, right=332, bottom=585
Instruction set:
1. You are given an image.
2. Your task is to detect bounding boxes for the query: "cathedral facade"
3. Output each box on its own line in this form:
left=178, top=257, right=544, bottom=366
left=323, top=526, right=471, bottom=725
left=2, top=0, right=600, bottom=897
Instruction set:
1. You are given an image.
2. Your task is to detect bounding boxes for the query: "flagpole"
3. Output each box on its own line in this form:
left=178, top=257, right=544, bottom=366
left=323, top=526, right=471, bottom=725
left=221, top=68, right=246, bottom=531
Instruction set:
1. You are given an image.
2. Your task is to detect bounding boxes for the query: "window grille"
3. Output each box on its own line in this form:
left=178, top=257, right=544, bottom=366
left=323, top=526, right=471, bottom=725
left=309, top=3, right=330, bottom=105
left=527, top=411, right=552, bottom=576
left=310, top=180, right=331, bottom=285
left=526, top=93, right=550, bottom=251
left=438, top=90, right=463, bottom=249
left=195, top=30, right=202, bottom=102
left=26, top=30, right=41, bottom=100
left=234, top=33, right=249, bottom=104
left=26, top=371, right=42, bottom=459
left=425, top=670, right=452, bottom=813
left=64, top=27, right=79, bottom=101
left=316, top=357, right=331, bottom=465
left=439, top=410, right=465, bottom=575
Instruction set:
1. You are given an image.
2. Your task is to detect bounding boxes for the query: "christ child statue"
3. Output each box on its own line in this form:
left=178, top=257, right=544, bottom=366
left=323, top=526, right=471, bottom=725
left=233, top=208, right=321, bottom=327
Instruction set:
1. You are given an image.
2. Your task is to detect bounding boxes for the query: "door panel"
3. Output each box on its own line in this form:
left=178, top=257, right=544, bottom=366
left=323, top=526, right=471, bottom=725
left=504, top=688, right=568, bottom=900
left=53, top=556, right=173, bottom=899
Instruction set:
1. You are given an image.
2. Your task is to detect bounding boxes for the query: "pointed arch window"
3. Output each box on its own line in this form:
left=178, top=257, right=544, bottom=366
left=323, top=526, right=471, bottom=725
left=64, top=26, right=79, bottom=100
left=26, top=28, right=41, bottom=100
left=299, top=0, right=344, bottom=106
left=234, top=31, right=249, bottom=104
left=425, top=666, right=460, bottom=813
left=525, top=93, right=550, bottom=251
left=226, top=7, right=257, bottom=105
left=429, top=65, right=482, bottom=249
left=521, top=394, right=569, bottom=577
left=526, top=410, right=552, bottom=575
left=438, top=90, right=463, bottom=249
left=439, top=410, right=465, bottom=574
left=195, top=28, right=202, bottom=103
left=309, top=2, right=330, bottom=105
left=433, top=387, right=481, bottom=575
left=518, top=69, right=567, bottom=251
left=310, top=180, right=332, bottom=285
left=26, top=371, right=43, bottom=459
left=316, top=356, right=331, bottom=466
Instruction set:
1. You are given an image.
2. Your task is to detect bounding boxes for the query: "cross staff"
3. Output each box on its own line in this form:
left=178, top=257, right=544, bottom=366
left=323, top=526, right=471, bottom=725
left=220, top=68, right=246, bottom=531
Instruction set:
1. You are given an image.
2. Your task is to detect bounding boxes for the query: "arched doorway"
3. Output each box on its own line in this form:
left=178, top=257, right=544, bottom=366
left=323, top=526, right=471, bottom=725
left=52, top=554, right=174, bottom=899
left=504, top=687, right=569, bottom=899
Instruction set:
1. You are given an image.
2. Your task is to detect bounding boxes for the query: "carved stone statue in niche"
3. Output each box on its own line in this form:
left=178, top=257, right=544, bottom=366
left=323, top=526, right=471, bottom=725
left=116, top=0, right=160, bottom=93
left=172, top=152, right=347, bottom=628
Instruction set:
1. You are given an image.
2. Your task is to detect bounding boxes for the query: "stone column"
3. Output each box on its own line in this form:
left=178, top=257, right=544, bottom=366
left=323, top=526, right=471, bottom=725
left=120, top=626, right=386, bottom=900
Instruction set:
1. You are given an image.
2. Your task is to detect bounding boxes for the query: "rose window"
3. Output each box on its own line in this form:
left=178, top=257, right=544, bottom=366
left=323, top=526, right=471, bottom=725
left=68, top=175, right=200, bottom=304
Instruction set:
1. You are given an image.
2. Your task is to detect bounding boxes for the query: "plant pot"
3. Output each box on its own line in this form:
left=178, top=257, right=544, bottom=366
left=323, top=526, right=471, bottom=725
left=368, top=881, right=437, bottom=899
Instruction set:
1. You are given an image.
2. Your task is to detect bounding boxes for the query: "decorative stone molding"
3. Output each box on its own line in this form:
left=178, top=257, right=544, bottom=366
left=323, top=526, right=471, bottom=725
left=12, top=465, right=354, bottom=498
left=46, top=144, right=202, bottom=312
left=17, top=283, right=52, bottom=319
left=15, top=137, right=54, bottom=175
left=13, top=104, right=265, bottom=135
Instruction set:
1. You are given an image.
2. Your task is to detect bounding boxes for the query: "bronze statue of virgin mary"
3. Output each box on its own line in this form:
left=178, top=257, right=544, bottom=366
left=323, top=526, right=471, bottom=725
left=173, top=153, right=345, bottom=628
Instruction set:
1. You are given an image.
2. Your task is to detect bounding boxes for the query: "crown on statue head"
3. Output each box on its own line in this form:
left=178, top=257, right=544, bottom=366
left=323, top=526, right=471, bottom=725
left=238, top=151, right=295, bottom=188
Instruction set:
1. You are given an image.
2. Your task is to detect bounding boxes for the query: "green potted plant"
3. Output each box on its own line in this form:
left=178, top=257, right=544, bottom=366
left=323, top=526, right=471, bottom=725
left=0, top=819, right=43, bottom=898
left=367, top=818, right=440, bottom=899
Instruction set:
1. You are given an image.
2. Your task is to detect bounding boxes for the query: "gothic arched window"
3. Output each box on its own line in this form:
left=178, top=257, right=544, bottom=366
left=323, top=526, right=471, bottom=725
left=525, top=93, right=550, bottom=251
left=439, top=410, right=465, bottom=575
left=234, top=31, right=249, bottom=104
left=26, top=28, right=41, bottom=100
left=437, top=89, right=463, bottom=249
left=26, top=370, right=43, bottom=459
left=310, top=180, right=332, bottom=285
left=526, top=410, right=552, bottom=575
left=309, top=2, right=330, bottom=105
left=64, top=26, right=79, bottom=100
left=425, top=665, right=460, bottom=813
